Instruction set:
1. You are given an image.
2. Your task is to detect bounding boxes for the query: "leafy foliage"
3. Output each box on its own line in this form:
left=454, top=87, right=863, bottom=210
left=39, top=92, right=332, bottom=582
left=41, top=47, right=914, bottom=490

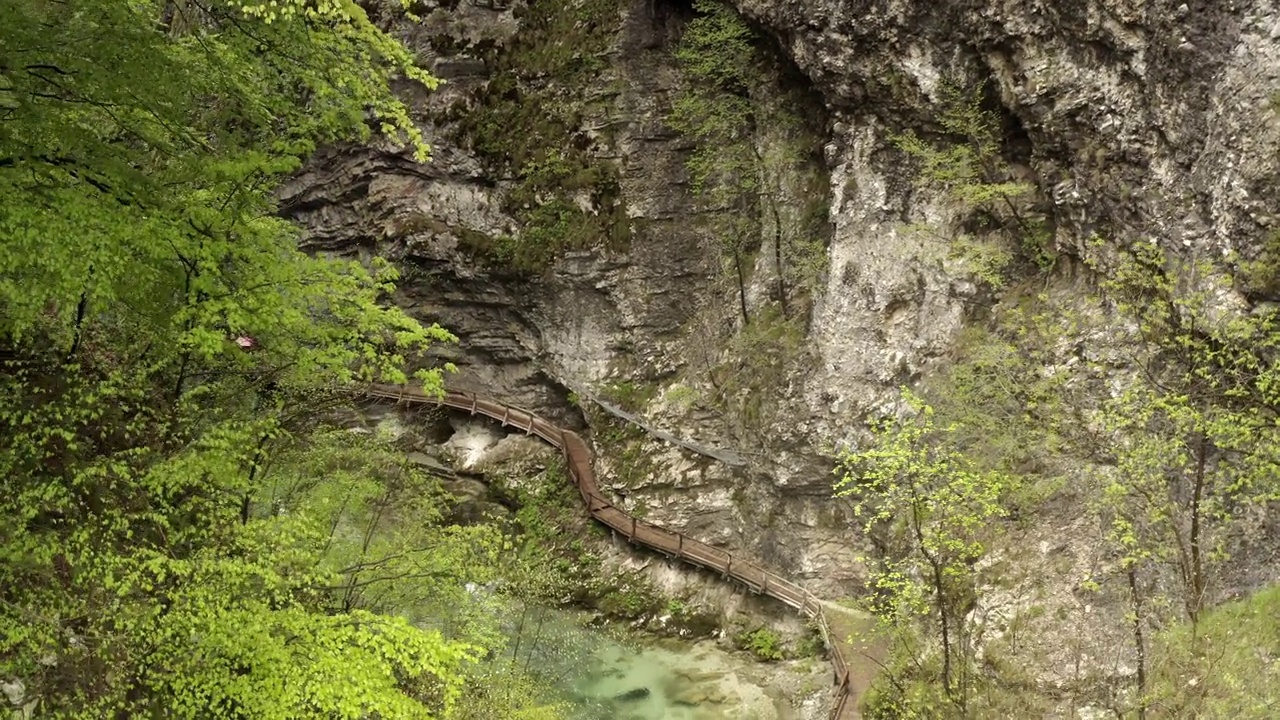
left=737, top=627, right=786, bottom=661
left=446, top=0, right=629, bottom=273
left=836, top=391, right=1012, bottom=716
left=865, top=240, right=1280, bottom=714
left=893, top=83, right=1052, bottom=290
left=669, top=0, right=828, bottom=322
left=1083, top=244, right=1280, bottom=713
left=1148, top=582, right=1280, bottom=717
left=0, top=378, right=491, bottom=717
left=0, top=0, right=450, bottom=381
left=919, top=294, right=1098, bottom=511
left=0, top=1, right=553, bottom=716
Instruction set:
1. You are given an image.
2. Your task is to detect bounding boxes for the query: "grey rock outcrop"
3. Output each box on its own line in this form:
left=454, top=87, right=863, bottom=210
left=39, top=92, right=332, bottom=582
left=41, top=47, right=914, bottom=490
left=731, top=0, right=1280, bottom=424
left=284, top=0, right=1280, bottom=663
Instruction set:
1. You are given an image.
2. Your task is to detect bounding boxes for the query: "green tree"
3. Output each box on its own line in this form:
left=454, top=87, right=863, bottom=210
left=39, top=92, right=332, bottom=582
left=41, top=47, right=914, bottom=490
left=0, top=0, right=450, bottom=388
left=669, top=0, right=759, bottom=323
left=0, top=1, right=508, bottom=716
left=893, top=83, right=1052, bottom=290
left=836, top=390, right=1012, bottom=717
left=1088, top=243, right=1280, bottom=715
left=669, top=0, right=826, bottom=323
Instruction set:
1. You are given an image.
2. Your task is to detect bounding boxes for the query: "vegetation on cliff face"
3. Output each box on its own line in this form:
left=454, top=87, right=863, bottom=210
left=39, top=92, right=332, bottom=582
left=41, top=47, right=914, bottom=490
left=839, top=221, right=1280, bottom=715
left=659, top=0, right=832, bottom=444
left=0, top=1, right=564, bottom=716
left=669, top=0, right=829, bottom=325
left=443, top=0, right=630, bottom=272
left=814, top=75, right=1278, bottom=716
left=891, top=84, right=1056, bottom=292
left=837, top=391, right=1012, bottom=717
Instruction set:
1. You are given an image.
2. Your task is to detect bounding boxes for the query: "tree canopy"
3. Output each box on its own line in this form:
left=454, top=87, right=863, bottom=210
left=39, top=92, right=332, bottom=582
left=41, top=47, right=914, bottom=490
left=0, top=0, right=450, bottom=385
left=0, top=1, right=553, bottom=717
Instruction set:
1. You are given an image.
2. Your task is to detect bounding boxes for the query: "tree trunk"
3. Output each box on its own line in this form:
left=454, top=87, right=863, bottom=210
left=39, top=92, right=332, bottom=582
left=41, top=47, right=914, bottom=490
left=1187, top=434, right=1208, bottom=625
left=1128, top=566, right=1148, bottom=720
left=733, top=247, right=749, bottom=325
left=910, top=486, right=955, bottom=701
left=66, top=286, right=91, bottom=361
left=769, top=197, right=787, bottom=316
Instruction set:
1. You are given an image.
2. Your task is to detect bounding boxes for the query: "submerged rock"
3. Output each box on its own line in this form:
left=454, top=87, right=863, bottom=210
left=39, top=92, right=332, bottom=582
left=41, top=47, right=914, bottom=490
left=613, top=687, right=652, bottom=702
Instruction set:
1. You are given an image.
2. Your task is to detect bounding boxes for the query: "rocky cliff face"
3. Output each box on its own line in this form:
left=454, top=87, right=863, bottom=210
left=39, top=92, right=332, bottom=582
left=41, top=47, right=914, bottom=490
left=283, top=0, right=1280, bottom=699
left=752, top=0, right=1280, bottom=407
left=281, top=0, right=869, bottom=598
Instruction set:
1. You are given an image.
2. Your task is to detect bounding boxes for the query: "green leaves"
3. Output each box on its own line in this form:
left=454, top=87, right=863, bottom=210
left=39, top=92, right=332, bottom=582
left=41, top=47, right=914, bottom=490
left=837, top=391, right=1010, bottom=563
left=0, top=1, right=499, bottom=716
left=891, top=83, right=1050, bottom=289
left=148, top=606, right=472, bottom=719
left=1089, top=246, right=1280, bottom=631
left=1148, top=583, right=1280, bottom=716
left=669, top=2, right=759, bottom=201
left=835, top=389, right=1011, bottom=712
left=674, top=1, right=756, bottom=90
left=0, top=384, right=496, bottom=717
left=1, top=0, right=447, bottom=389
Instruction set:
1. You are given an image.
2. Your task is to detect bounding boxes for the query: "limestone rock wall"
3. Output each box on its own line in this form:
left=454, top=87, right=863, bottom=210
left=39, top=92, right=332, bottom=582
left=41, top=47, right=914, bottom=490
left=283, top=0, right=1280, bottom=666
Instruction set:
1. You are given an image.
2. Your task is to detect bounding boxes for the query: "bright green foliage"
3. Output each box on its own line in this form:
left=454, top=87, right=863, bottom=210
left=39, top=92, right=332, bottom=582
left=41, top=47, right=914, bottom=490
left=894, top=83, right=1052, bottom=289
left=892, top=85, right=1029, bottom=205
left=920, top=293, right=1097, bottom=512
left=1148, top=582, right=1280, bottom=717
left=737, top=627, right=786, bottom=661
left=1096, top=244, right=1280, bottom=618
left=836, top=390, right=1012, bottom=716
left=0, top=0, right=520, bottom=715
left=0, top=0, right=450, bottom=387
left=0, top=381, right=487, bottom=717
left=865, top=243, right=1280, bottom=713
left=499, top=459, right=612, bottom=606
left=149, top=607, right=469, bottom=719
left=265, top=429, right=505, bottom=626
left=454, top=662, right=568, bottom=720
left=1235, top=228, right=1280, bottom=296
left=671, top=0, right=758, bottom=197
left=1081, top=244, right=1280, bottom=712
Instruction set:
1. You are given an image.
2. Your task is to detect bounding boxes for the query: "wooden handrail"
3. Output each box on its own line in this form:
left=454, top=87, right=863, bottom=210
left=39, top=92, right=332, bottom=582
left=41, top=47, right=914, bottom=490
left=361, top=383, right=858, bottom=719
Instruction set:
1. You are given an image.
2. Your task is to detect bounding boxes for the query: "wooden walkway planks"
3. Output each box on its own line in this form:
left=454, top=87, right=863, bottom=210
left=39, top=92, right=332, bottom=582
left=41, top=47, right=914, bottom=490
left=362, top=383, right=865, bottom=719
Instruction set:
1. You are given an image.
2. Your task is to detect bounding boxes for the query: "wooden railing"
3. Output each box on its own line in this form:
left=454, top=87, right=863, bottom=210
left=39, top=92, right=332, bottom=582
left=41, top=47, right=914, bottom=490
left=363, top=383, right=858, bottom=719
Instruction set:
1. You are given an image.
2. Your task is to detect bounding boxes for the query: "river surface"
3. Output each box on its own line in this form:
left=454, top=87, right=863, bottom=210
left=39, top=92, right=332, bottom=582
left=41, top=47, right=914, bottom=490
left=573, top=639, right=795, bottom=720
left=502, top=607, right=827, bottom=720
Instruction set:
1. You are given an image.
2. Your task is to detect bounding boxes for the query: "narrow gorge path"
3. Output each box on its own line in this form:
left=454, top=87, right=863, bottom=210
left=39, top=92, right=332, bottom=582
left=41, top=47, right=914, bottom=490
left=364, top=383, right=874, bottom=720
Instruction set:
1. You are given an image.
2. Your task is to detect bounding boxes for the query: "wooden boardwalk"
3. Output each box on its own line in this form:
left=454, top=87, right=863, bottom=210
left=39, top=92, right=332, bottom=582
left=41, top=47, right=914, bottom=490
left=364, top=384, right=871, bottom=719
